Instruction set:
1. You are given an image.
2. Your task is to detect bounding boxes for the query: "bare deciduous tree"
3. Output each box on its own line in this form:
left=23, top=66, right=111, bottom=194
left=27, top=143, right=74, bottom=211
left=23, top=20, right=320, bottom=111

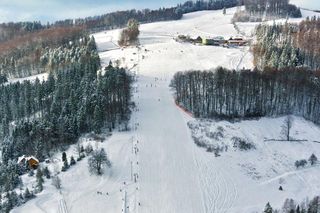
left=88, top=148, right=111, bottom=175
left=281, top=116, right=293, bottom=141
left=118, top=19, right=140, bottom=46
left=52, top=175, right=62, bottom=189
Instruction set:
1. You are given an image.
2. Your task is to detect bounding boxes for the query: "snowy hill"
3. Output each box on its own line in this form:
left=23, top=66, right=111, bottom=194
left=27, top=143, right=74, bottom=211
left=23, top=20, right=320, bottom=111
left=13, top=6, right=320, bottom=213
left=95, top=7, right=254, bottom=78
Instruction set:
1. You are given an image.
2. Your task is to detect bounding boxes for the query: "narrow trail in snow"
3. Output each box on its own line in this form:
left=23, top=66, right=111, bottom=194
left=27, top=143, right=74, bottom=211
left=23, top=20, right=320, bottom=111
left=59, top=199, right=68, bottom=213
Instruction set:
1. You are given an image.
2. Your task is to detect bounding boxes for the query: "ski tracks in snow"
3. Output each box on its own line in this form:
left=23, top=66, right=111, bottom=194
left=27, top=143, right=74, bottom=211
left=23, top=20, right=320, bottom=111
left=192, top=148, right=238, bottom=213
left=59, top=199, right=68, bottom=213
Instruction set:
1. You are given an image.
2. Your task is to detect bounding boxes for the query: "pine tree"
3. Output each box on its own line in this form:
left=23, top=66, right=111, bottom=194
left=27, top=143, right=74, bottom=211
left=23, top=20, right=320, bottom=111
left=43, top=167, right=51, bottom=179
left=2, top=137, right=14, bottom=164
left=36, top=168, right=44, bottom=192
left=70, top=156, right=76, bottom=166
left=62, top=152, right=67, bottom=162
left=264, top=202, right=273, bottom=213
left=308, top=154, right=318, bottom=166
left=61, top=159, right=69, bottom=172
left=24, top=187, right=34, bottom=200
left=93, top=104, right=104, bottom=134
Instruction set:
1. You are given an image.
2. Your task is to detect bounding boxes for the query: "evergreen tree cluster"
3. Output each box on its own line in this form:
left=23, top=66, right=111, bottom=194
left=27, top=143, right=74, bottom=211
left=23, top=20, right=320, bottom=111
left=171, top=67, right=320, bottom=124
left=0, top=56, right=132, bottom=164
left=72, top=7, right=183, bottom=32
left=52, top=1, right=238, bottom=32
left=0, top=75, right=7, bottom=85
left=243, top=0, right=301, bottom=18
left=0, top=186, right=36, bottom=212
left=0, top=160, right=21, bottom=193
left=295, top=154, right=318, bottom=168
left=0, top=7, right=183, bottom=40
left=0, top=26, right=87, bottom=78
left=0, top=37, right=131, bottom=210
left=0, top=21, right=44, bottom=43
left=264, top=196, right=320, bottom=213
left=176, top=0, right=238, bottom=14
left=254, top=18, right=320, bottom=71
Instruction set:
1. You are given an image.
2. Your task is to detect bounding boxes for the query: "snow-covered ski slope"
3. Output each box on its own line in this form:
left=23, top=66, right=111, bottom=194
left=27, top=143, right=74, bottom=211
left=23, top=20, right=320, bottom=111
left=13, top=7, right=320, bottom=213
left=95, top=7, right=254, bottom=77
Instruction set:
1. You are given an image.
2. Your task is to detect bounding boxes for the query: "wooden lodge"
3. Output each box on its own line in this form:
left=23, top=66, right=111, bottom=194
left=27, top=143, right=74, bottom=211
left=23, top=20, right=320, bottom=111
left=18, top=155, right=39, bottom=169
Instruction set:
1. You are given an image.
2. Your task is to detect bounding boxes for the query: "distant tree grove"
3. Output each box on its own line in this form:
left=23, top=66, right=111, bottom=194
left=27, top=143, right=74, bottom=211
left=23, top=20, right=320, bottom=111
left=171, top=67, right=320, bottom=124
left=253, top=17, right=320, bottom=71
left=0, top=26, right=86, bottom=79
left=243, top=0, right=301, bottom=18
left=0, top=0, right=239, bottom=43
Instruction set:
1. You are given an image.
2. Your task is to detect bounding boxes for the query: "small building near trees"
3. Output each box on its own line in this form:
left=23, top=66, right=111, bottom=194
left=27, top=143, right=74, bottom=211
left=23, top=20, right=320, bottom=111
left=228, top=37, right=247, bottom=46
left=18, top=155, right=39, bottom=169
left=202, top=36, right=226, bottom=46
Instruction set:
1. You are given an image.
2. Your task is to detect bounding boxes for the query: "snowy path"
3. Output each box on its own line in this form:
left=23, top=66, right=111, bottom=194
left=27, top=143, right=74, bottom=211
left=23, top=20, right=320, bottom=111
left=135, top=76, right=205, bottom=213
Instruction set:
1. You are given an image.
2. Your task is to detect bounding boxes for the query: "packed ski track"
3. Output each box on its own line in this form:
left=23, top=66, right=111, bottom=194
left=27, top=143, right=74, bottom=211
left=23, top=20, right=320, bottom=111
left=11, top=7, right=320, bottom=213
left=126, top=49, right=239, bottom=213
left=100, top=10, right=244, bottom=212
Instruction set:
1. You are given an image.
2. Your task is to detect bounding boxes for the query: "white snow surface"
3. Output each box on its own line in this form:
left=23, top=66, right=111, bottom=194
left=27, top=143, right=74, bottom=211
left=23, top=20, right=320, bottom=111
left=12, top=7, right=320, bottom=213
left=6, top=73, right=48, bottom=85
left=97, top=7, right=254, bottom=77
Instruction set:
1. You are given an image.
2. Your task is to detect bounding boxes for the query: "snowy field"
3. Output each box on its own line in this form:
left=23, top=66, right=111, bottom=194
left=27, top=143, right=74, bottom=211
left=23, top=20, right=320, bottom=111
left=13, top=7, right=320, bottom=213
left=96, top=7, right=254, bottom=78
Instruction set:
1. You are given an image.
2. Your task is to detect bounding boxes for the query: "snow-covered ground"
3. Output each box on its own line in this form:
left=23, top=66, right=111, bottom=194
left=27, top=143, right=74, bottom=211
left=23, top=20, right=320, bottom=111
left=188, top=117, right=320, bottom=203
left=5, top=73, right=48, bottom=85
left=13, top=7, right=320, bottom=213
left=96, top=7, right=254, bottom=77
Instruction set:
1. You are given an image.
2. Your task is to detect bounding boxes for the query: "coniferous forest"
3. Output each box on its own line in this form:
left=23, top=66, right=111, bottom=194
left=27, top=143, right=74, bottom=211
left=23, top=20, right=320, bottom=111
left=0, top=0, right=238, bottom=44
left=171, top=67, right=320, bottom=123
left=264, top=195, right=320, bottom=213
left=253, top=17, right=320, bottom=71
left=0, top=26, right=90, bottom=78
left=243, top=0, right=301, bottom=18
left=0, top=32, right=132, bottom=202
left=0, top=63, right=132, bottom=161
